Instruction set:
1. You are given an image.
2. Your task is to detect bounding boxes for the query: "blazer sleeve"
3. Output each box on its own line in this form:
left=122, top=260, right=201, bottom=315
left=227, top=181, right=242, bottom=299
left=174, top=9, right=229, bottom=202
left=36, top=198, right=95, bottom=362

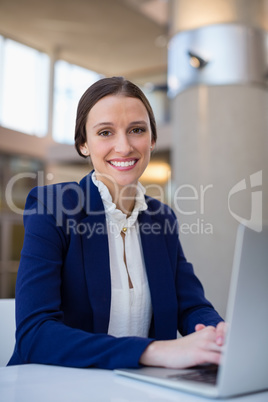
left=9, top=187, right=152, bottom=369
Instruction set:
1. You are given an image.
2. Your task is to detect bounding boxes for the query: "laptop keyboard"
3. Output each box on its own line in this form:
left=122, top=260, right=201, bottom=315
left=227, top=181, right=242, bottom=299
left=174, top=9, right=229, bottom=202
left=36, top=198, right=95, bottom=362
left=167, top=365, right=218, bottom=385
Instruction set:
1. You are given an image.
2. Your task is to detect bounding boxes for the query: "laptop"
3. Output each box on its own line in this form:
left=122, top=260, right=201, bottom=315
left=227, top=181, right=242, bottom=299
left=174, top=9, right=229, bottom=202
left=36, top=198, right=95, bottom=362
left=115, top=223, right=268, bottom=398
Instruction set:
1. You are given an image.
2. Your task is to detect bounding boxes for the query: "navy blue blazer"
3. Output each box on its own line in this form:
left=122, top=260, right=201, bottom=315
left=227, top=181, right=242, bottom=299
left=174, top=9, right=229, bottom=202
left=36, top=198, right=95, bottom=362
left=8, top=171, right=222, bottom=369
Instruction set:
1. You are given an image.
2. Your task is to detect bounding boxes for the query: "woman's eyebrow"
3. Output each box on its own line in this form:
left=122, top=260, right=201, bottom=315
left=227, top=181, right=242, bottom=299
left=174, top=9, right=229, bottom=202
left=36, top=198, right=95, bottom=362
left=92, top=120, right=148, bottom=129
left=92, top=122, right=114, bottom=129
left=129, top=120, right=148, bottom=126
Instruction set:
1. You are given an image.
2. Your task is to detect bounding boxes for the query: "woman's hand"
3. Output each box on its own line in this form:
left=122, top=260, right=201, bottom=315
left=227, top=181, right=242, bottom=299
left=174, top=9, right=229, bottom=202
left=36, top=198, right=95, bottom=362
left=195, top=321, right=228, bottom=346
left=139, top=326, right=223, bottom=369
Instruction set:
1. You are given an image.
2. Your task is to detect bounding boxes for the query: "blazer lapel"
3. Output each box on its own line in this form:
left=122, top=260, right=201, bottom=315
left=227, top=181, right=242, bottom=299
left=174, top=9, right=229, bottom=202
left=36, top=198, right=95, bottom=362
left=79, top=173, right=111, bottom=334
left=139, top=209, right=178, bottom=340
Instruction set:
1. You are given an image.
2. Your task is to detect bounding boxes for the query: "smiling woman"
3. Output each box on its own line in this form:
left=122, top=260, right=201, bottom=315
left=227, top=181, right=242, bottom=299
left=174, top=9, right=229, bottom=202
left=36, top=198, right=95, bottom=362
left=75, top=77, right=157, bottom=214
left=8, top=76, right=226, bottom=371
left=80, top=95, right=154, bottom=213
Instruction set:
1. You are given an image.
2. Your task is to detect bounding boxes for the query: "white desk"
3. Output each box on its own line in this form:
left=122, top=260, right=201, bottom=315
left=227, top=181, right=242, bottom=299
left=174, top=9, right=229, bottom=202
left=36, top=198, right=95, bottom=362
left=0, top=364, right=267, bottom=402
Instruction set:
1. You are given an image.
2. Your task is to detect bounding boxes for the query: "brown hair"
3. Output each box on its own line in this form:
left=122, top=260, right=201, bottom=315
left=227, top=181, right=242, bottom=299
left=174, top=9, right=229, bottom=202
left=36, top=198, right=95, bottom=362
left=74, top=76, right=157, bottom=158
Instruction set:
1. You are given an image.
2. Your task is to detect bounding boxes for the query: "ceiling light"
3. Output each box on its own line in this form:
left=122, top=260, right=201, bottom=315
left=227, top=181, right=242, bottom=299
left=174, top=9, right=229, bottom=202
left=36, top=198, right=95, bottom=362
left=188, top=51, right=208, bottom=69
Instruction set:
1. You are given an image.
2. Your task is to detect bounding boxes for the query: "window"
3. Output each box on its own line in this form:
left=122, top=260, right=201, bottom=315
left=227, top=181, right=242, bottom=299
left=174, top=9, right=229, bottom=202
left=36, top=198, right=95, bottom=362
left=0, top=38, right=49, bottom=136
left=53, top=61, right=102, bottom=144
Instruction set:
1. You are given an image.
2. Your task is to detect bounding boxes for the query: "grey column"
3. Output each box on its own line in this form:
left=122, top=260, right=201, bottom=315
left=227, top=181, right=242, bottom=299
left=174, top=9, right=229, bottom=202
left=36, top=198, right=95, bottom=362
left=168, top=0, right=268, bottom=317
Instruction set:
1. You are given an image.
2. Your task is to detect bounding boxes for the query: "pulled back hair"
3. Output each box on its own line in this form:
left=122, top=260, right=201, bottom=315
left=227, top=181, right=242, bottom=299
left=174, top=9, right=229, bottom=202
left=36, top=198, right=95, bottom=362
left=75, top=76, right=157, bottom=158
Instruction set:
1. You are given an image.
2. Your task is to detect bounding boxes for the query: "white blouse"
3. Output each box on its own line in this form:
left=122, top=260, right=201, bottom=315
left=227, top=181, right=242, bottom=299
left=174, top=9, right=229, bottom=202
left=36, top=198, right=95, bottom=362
left=92, top=172, right=152, bottom=338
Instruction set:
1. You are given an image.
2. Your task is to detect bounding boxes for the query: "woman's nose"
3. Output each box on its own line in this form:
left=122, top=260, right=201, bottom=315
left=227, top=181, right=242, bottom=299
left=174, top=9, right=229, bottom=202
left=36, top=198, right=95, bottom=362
left=114, top=134, right=133, bottom=155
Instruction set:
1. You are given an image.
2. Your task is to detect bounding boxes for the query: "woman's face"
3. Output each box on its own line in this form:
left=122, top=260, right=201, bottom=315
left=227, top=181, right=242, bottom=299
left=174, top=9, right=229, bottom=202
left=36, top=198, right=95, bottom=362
left=81, top=94, right=155, bottom=194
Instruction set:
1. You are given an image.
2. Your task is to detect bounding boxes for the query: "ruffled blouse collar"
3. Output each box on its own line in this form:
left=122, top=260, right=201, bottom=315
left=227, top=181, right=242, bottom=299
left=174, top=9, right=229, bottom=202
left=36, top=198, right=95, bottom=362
left=91, top=172, right=147, bottom=235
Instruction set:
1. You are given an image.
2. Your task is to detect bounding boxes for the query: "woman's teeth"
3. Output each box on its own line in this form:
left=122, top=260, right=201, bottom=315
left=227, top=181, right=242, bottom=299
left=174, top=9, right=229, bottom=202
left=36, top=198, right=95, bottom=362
left=110, top=160, right=136, bottom=167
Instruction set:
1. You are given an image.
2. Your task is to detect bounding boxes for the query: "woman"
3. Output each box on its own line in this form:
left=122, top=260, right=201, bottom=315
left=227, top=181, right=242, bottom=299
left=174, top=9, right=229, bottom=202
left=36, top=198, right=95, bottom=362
left=9, top=77, right=225, bottom=369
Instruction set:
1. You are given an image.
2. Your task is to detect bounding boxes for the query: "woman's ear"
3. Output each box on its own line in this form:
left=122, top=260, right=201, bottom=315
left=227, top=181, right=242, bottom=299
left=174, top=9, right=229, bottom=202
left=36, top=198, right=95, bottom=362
left=80, top=144, right=89, bottom=156
left=150, top=141, right=156, bottom=152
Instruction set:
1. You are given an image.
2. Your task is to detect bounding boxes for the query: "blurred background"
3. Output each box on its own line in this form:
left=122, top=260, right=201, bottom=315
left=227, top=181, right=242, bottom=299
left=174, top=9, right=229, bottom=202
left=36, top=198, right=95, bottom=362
left=0, top=0, right=267, bottom=319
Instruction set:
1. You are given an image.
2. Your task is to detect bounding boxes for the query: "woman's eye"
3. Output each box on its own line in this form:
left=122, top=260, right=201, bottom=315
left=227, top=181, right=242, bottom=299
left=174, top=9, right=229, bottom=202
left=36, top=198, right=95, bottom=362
left=131, top=127, right=145, bottom=134
left=99, top=131, right=111, bottom=137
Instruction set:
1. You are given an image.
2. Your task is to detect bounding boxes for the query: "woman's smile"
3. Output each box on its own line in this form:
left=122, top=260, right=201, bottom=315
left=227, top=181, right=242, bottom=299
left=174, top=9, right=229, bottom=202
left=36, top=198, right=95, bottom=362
left=108, top=158, right=138, bottom=169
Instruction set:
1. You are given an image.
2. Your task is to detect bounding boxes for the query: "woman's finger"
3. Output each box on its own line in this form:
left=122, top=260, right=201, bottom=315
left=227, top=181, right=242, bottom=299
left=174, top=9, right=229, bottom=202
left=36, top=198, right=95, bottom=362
left=195, top=323, right=206, bottom=332
left=215, top=321, right=228, bottom=345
